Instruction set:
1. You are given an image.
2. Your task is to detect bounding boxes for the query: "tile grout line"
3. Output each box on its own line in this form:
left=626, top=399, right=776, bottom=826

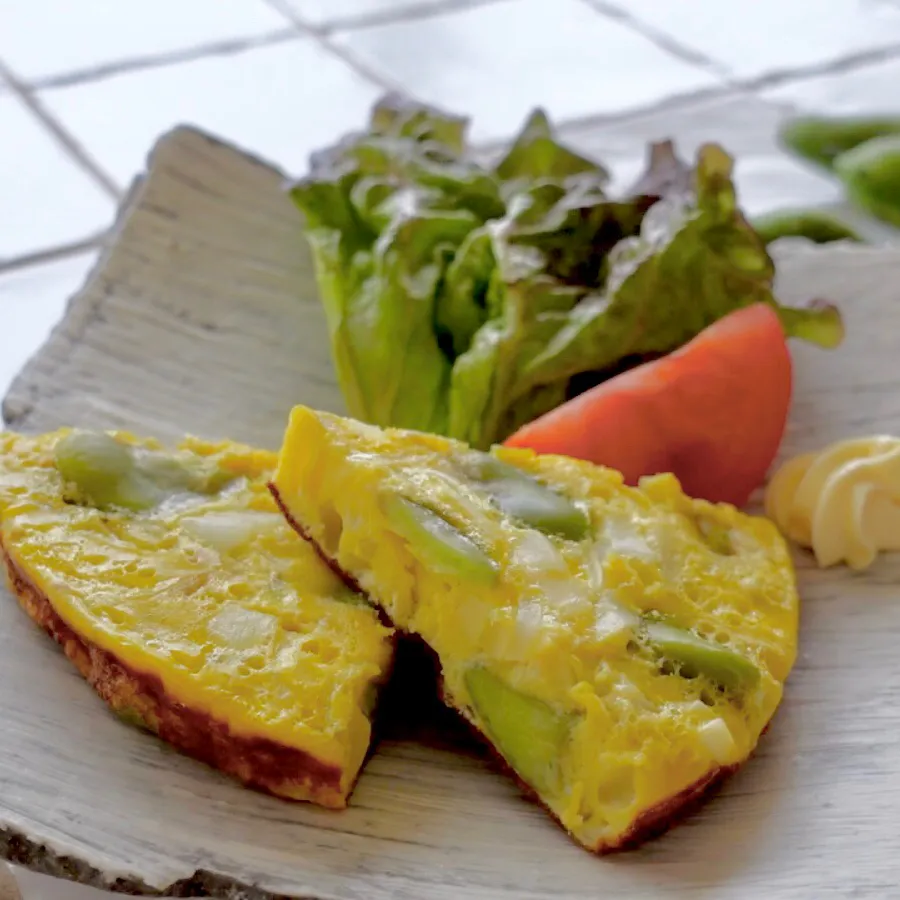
left=582, top=0, right=900, bottom=93
left=0, top=59, right=121, bottom=201
left=0, top=89, right=733, bottom=280
left=577, top=0, right=734, bottom=82
left=738, top=40, right=900, bottom=89
left=29, top=28, right=303, bottom=93
left=0, top=231, right=105, bottom=277
left=478, top=84, right=738, bottom=155
left=7, top=0, right=895, bottom=99
left=312, top=0, right=506, bottom=35
left=526, top=38, right=900, bottom=147
left=261, top=0, right=409, bottom=94
left=2, top=26, right=898, bottom=278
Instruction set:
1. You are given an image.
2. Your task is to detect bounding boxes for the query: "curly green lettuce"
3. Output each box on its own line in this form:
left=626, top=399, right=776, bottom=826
left=290, top=96, right=844, bottom=449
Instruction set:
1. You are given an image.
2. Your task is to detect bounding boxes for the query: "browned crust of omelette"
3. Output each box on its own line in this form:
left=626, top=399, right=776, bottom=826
left=448, top=679, right=740, bottom=854
left=1, top=540, right=351, bottom=810
left=270, top=484, right=362, bottom=591
left=269, top=483, right=746, bottom=853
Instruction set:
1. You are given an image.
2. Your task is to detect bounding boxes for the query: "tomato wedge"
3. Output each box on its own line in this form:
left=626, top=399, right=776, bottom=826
left=505, top=303, right=792, bottom=507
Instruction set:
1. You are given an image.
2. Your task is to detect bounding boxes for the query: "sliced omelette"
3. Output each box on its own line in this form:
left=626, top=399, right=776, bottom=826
left=0, top=428, right=393, bottom=808
left=272, top=407, right=800, bottom=850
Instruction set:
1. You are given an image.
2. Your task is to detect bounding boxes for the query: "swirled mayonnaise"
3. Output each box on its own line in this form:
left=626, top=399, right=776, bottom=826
left=765, top=436, right=900, bottom=570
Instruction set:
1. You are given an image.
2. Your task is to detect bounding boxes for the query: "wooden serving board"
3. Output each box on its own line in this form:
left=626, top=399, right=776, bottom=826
left=1, top=127, right=899, bottom=900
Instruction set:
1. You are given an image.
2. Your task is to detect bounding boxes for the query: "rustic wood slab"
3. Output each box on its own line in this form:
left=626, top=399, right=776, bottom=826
left=1, top=127, right=899, bottom=900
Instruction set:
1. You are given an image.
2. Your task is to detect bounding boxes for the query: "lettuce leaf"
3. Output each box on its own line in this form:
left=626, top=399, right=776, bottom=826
left=291, top=96, right=844, bottom=449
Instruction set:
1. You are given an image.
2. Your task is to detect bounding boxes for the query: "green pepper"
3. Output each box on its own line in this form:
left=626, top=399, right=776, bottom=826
left=779, top=115, right=900, bottom=170
left=465, top=665, right=570, bottom=795
left=381, top=493, right=499, bottom=583
left=752, top=210, right=863, bottom=246
left=465, top=452, right=590, bottom=541
left=645, top=621, right=760, bottom=691
left=835, top=135, right=900, bottom=229
left=55, top=432, right=161, bottom=512
left=55, top=431, right=234, bottom=513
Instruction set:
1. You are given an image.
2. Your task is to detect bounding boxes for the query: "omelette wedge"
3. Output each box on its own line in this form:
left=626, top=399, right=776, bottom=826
left=0, top=429, right=393, bottom=808
left=271, top=407, right=800, bottom=850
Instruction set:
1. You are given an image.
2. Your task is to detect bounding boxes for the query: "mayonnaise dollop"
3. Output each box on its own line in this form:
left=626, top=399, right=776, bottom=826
left=765, top=436, right=900, bottom=570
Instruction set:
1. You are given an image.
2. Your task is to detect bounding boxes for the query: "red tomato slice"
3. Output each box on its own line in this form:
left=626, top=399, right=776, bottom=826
left=504, top=303, right=792, bottom=507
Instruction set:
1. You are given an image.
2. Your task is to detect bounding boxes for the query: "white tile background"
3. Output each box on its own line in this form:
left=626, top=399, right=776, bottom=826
left=0, top=0, right=289, bottom=84
left=1, top=0, right=899, bottom=895
left=0, top=95, right=112, bottom=259
left=330, top=0, right=719, bottom=140
left=603, top=0, right=900, bottom=78
left=39, top=39, right=383, bottom=188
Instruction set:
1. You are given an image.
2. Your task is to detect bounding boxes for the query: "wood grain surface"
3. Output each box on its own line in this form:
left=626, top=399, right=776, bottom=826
left=0, top=864, right=21, bottom=900
left=1, top=127, right=899, bottom=900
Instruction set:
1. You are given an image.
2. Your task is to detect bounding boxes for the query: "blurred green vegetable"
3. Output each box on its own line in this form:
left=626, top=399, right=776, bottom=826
left=752, top=210, right=863, bottom=245
left=463, top=450, right=590, bottom=540
left=835, top=135, right=900, bottom=229
left=55, top=431, right=233, bottom=512
left=779, top=115, right=900, bottom=170
left=644, top=621, right=760, bottom=692
left=381, top=493, right=499, bottom=584
left=291, top=96, right=844, bottom=448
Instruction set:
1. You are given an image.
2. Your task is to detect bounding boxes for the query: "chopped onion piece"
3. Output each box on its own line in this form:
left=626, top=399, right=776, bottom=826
left=697, top=717, right=738, bottom=764
left=182, top=511, right=284, bottom=553
left=492, top=601, right=551, bottom=661
left=207, top=604, right=278, bottom=650
left=538, top=577, right=591, bottom=617
left=597, top=516, right=658, bottom=563
left=516, top=599, right=544, bottom=637
left=511, top=530, right=567, bottom=572
left=594, top=605, right=637, bottom=647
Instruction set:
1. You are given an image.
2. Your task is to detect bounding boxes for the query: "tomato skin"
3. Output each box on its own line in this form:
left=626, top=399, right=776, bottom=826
left=504, top=304, right=793, bottom=508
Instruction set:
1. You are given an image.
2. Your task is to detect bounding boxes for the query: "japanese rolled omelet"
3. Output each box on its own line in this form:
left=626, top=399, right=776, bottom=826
left=0, top=428, right=394, bottom=808
left=271, top=406, right=800, bottom=851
